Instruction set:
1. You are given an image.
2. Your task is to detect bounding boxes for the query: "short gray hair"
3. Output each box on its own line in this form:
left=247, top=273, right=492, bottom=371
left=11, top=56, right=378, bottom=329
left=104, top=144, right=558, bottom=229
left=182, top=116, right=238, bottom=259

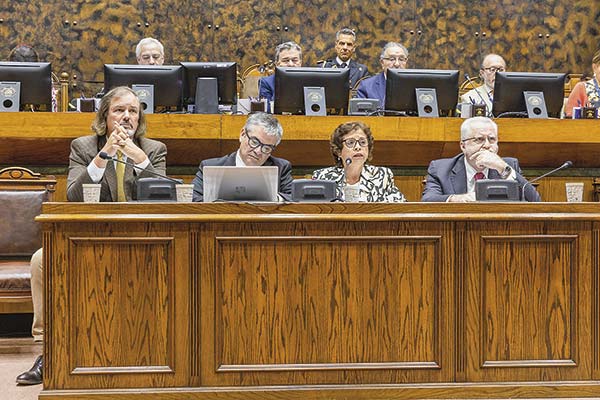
left=135, top=37, right=164, bottom=58
left=275, top=41, right=302, bottom=63
left=379, top=42, right=408, bottom=59
left=336, top=28, right=356, bottom=41
left=244, top=112, right=283, bottom=145
left=460, top=116, right=497, bottom=141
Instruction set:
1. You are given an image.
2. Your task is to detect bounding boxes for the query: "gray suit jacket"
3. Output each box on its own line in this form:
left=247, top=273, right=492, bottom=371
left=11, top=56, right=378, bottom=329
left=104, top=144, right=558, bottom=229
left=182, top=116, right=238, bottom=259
left=421, top=154, right=541, bottom=202
left=67, top=134, right=167, bottom=202
left=192, top=152, right=293, bottom=202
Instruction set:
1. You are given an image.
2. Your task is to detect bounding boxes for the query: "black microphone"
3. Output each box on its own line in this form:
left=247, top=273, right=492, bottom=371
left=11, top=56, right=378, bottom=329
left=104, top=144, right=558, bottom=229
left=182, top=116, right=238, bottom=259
left=98, top=151, right=181, bottom=184
left=464, top=73, right=490, bottom=116
left=521, top=160, right=572, bottom=201
left=345, top=157, right=352, bottom=166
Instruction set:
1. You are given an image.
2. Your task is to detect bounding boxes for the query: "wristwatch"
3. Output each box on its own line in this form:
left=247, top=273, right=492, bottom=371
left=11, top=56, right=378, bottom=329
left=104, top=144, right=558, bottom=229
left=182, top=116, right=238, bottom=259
left=500, top=165, right=512, bottom=179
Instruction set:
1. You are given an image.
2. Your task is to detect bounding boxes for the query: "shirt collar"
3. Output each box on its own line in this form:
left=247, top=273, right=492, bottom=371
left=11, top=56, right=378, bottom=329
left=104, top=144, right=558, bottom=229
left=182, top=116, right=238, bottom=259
left=464, top=157, right=489, bottom=183
left=235, top=150, right=247, bottom=167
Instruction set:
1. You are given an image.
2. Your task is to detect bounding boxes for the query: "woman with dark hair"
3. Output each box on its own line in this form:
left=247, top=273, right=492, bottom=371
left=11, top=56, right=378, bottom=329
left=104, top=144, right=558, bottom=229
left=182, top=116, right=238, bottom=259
left=312, top=121, right=405, bottom=202
left=565, top=48, right=600, bottom=117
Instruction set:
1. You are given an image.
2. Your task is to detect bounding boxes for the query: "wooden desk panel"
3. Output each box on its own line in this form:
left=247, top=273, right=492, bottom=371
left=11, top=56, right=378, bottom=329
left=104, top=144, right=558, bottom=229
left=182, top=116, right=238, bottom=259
left=38, top=203, right=600, bottom=399
left=3, top=113, right=600, bottom=167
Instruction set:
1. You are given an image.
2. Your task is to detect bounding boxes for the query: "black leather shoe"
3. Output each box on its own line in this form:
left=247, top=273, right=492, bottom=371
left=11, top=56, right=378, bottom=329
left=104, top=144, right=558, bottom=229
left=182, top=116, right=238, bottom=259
left=16, top=355, right=43, bottom=385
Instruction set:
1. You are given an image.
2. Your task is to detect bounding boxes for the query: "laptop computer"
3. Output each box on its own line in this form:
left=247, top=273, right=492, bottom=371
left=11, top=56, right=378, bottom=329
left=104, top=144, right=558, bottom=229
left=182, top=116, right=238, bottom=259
left=203, top=166, right=279, bottom=202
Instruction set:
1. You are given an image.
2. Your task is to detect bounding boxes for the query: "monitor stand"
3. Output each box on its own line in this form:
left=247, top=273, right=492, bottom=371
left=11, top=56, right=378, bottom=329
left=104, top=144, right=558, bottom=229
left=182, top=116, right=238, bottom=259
left=0, top=81, right=20, bottom=112
left=415, top=88, right=439, bottom=117
left=523, top=91, right=548, bottom=118
left=132, top=84, right=154, bottom=114
left=195, top=77, right=219, bottom=114
left=303, top=86, right=326, bottom=116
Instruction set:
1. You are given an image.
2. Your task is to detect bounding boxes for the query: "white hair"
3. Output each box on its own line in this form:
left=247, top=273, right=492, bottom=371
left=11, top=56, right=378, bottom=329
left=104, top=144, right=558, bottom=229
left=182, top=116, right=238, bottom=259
left=460, top=117, right=498, bottom=141
left=135, top=37, right=164, bottom=58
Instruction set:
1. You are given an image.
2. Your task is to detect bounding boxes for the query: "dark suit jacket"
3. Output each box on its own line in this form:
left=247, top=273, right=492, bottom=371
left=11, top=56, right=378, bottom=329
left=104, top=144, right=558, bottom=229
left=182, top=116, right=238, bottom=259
left=67, top=134, right=167, bottom=202
left=192, top=151, right=293, bottom=202
left=355, top=72, right=386, bottom=105
left=421, top=153, right=541, bottom=202
left=321, top=59, right=369, bottom=88
left=259, top=74, right=275, bottom=103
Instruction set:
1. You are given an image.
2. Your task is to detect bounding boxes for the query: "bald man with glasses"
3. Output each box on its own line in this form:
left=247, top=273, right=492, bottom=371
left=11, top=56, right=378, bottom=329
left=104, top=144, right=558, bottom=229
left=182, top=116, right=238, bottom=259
left=192, top=112, right=293, bottom=202
left=461, top=53, right=506, bottom=114
left=421, top=117, right=540, bottom=202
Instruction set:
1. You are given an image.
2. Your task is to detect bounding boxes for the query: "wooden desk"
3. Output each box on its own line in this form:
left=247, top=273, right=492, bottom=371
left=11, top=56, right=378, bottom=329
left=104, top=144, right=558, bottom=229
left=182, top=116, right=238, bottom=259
left=38, top=202, right=600, bottom=399
left=2, top=113, right=600, bottom=167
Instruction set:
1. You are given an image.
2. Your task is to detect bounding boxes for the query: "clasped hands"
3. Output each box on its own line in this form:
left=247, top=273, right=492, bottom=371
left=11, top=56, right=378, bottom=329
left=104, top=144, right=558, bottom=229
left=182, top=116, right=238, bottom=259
left=97, top=122, right=147, bottom=165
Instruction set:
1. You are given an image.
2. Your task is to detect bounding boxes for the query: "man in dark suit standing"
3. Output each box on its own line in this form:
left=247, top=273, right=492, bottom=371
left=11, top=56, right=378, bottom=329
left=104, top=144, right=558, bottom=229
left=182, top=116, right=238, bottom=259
left=192, top=112, right=293, bottom=202
left=421, top=117, right=540, bottom=202
left=319, top=28, right=369, bottom=89
left=355, top=42, right=409, bottom=106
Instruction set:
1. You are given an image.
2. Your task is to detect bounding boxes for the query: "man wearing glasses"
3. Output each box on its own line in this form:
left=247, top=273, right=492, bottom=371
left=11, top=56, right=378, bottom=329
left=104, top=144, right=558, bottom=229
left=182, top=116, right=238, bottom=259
left=259, top=41, right=303, bottom=105
left=421, top=117, right=540, bottom=202
left=192, top=112, right=293, bottom=201
left=355, top=41, right=409, bottom=106
left=460, top=53, right=506, bottom=114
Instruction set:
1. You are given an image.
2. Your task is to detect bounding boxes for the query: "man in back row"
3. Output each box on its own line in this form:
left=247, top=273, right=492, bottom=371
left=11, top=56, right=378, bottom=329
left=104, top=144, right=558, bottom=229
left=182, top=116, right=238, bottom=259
left=460, top=53, right=506, bottom=115
left=192, top=112, right=293, bottom=202
left=136, top=37, right=165, bottom=65
left=355, top=41, right=409, bottom=106
left=259, top=41, right=303, bottom=104
left=421, top=116, right=540, bottom=202
left=320, top=28, right=369, bottom=89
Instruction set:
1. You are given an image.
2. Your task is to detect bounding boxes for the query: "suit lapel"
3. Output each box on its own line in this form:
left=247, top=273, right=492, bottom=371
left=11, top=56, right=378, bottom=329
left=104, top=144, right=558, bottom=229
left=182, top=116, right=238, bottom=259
left=376, top=73, right=385, bottom=104
left=450, top=156, right=468, bottom=194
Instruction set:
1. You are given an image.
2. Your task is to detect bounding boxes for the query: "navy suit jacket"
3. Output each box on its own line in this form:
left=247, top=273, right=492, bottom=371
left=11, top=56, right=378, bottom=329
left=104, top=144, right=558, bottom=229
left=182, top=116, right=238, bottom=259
left=320, top=59, right=369, bottom=88
left=421, top=154, right=541, bottom=202
left=192, top=151, right=293, bottom=202
left=259, top=75, right=275, bottom=102
left=355, top=72, right=386, bottom=105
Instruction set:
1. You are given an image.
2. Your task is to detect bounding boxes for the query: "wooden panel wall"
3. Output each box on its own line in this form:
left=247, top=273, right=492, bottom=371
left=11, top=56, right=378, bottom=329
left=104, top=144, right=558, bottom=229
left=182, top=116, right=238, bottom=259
left=1, top=1, right=599, bottom=96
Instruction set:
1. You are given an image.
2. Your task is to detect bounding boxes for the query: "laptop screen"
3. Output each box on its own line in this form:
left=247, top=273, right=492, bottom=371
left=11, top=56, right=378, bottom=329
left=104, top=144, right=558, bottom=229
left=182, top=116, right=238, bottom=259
left=203, top=166, right=279, bottom=202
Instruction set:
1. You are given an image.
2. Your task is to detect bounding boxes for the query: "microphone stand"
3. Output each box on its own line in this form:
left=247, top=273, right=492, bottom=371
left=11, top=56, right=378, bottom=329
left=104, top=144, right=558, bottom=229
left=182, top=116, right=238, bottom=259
left=521, top=161, right=572, bottom=201
left=98, top=151, right=182, bottom=184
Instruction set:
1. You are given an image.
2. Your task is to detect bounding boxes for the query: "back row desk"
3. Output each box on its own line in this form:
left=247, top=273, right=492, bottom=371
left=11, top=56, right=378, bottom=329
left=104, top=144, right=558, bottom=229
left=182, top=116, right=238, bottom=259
left=2, top=113, right=600, bottom=167
left=38, top=201, right=600, bottom=399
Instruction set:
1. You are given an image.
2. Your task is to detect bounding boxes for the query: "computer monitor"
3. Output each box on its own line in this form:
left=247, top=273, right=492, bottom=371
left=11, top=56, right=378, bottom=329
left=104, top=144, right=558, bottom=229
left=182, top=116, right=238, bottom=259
left=103, top=64, right=183, bottom=111
left=202, top=166, right=279, bottom=202
left=274, top=67, right=350, bottom=115
left=385, top=68, right=459, bottom=116
left=0, top=62, right=52, bottom=110
left=180, top=62, right=237, bottom=106
left=492, top=71, right=566, bottom=118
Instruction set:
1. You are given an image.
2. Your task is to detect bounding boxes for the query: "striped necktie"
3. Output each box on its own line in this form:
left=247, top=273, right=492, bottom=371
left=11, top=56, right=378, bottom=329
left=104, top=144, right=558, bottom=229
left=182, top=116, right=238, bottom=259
left=116, top=150, right=126, bottom=202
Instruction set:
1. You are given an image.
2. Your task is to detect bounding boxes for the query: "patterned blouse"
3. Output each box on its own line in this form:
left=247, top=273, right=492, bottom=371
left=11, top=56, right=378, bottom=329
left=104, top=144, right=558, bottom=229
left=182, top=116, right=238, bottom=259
left=312, top=164, right=406, bottom=203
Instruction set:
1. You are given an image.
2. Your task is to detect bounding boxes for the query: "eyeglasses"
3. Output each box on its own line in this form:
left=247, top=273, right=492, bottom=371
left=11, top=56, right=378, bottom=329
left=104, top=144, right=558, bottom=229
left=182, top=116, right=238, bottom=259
left=244, top=132, right=276, bottom=154
left=462, top=136, right=498, bottom=145
left=342, top=138, right=369, bottom=149
left=481, top=66, right=505, bottom=73
left=382, top=56, right=408, bottom=63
